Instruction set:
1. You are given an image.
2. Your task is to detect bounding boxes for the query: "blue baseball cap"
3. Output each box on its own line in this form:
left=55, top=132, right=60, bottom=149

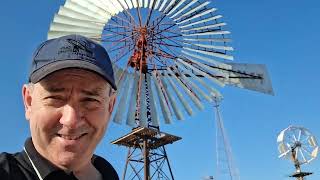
left=28, top=34, right=117, bottom=90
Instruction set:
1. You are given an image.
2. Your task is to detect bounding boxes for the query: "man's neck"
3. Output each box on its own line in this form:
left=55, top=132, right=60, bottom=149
left=73, top=162, right=102, bottom=180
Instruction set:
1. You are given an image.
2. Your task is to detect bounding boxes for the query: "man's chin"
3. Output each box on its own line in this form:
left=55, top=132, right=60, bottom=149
left=55, top=151, right=85, bottom=170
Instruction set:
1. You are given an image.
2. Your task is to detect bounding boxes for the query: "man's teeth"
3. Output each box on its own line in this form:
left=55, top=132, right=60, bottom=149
left=58, top=134, right=83, bottom=140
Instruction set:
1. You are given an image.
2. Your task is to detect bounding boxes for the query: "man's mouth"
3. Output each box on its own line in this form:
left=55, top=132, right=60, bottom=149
left=56, top=133, right=88, bottom=140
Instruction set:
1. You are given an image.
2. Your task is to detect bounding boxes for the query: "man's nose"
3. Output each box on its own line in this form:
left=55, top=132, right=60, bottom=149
left=59, top=104, right=84, bottom=129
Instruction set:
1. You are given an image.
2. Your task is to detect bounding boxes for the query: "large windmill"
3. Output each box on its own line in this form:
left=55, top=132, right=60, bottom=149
left=47, top=0, right=274, bottom=179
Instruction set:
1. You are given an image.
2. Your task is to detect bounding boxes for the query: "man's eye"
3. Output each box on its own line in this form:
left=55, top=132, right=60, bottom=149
left=82, top=98, right=101, bottom=110
left=83, top=98, right=100, bottom=103
left=43, top=96, right=65, bottom=107
left=45, top=96, right=64, bottom=101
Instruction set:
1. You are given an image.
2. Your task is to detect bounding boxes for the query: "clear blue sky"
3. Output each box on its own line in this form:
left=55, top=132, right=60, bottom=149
left=0, top=0, right=319, bottom=179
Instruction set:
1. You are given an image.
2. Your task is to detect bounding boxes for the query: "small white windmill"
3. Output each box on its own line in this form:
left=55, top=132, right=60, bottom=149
left=277, top=125, right=319, bottom=180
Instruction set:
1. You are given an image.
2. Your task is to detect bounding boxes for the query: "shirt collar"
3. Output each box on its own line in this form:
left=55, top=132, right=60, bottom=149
left=23, top=138, right=69, bottom=179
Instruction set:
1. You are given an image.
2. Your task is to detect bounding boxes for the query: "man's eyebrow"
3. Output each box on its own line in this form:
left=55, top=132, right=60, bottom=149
left=81, top=87, right=106, bottom=97
left=45, top=86, right=66, bottom=93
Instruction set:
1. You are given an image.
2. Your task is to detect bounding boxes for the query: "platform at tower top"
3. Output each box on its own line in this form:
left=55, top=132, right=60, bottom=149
left=111, top=127, right=181, bottom=149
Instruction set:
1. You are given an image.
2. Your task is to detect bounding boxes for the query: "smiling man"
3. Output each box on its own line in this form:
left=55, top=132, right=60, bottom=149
left=0, top=35, right=119, bottom=180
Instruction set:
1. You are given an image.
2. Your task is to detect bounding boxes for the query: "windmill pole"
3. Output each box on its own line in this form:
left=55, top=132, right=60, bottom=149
left=213, top=97, right=240, bottom=180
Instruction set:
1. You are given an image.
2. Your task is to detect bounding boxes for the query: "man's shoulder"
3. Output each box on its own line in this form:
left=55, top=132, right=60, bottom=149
left=93, top=154, right=119, bottom=180
left=0, top=152, right=19, bottom=179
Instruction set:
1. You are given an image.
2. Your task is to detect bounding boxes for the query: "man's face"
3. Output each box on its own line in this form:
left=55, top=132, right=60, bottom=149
left=22, top=68, right=115, bottom=171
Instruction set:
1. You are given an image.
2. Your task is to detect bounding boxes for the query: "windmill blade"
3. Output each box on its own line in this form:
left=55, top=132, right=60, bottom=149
left=182, top=30, right=231, bottom=37
left=69, top=0, right=112, bottom=19
left=113, top=72, right=132, bottom=124
left=158, top=0, right=169, bottom=12
left=163, top=71, right=193, bottom=116
left=181, top=50, right=231, bottom=69
left=184, top=42, right=234, bottom=51
left=138, top=75, right=148, bottom=127
left=180, top=15, right=223, bottom=29
left=64, top=1, right=108, bottom=22
left=176, top=61, right=222, bottom=98
left=126, top=73, right=139, bottom=127
left=174, top=63, right=213, bottom=102
left=163, top=0, right=178, bottom=14
left=48, top=31, right=101, bottom=40
left=184, top=37, right=231, bottom=43
left=176, top=58, right=226, bottom=87
left=181, top=23, right=227, bottom=33
left=174, top=1, right=211, bottom=21
left=166, top=67, right=204, bottom=110
left=52, top=14, right=105, bottom=30
left=177, top=8, right=217, bottom=25
left=49, top=22, right=102, bottom=34
left=146, top=74, right=160, bottom=126
left=222, top=63, right=274, bottom=95
left=57, top=6, right=105, bottom=23
left=154, top=0, right=162, bottom=10
left=183, top=47, right=234, bottom=60
left=167, top=0, right=192, bottom=17
left=151, top=72, right=172, bottom=124
left=160, top=76, right=184, bottom=120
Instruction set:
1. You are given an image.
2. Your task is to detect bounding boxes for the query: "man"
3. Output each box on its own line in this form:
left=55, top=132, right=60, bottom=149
left=0, top=35, right=119, bottom=180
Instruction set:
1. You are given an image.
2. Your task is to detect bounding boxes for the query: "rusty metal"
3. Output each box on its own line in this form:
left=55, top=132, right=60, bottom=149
left=111, top=127, right=181, bottom=180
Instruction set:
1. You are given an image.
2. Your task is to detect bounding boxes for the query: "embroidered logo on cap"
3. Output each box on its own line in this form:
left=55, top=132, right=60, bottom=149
left=58, top=38, right=95, bottom=60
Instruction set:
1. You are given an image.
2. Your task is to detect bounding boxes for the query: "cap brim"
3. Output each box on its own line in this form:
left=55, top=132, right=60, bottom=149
left=29, top=60, right=117, bottom=90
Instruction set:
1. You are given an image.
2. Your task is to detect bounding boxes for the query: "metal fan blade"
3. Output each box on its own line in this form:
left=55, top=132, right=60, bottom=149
left=160, top=76, right=184, bottom=120
left=159, top=0, right=169, bottom=12
left=48, top=31, right=101, bottom=40
left=151, top=72, right=172, bottom=124
left=146, top=74, right=160, bottom=126
left=113, top=72, right=132, bottom=124
left=183, top=38, right=231, bottom=43
left=167, top=68, right=204, bottom=110
left=69, top=0, right=112, bottom=19
left=154, top=0, right=162, bottom=10
left=149, top=0, right=155, bottom=9
left=311, top=147, right=319, bottom=158
left=49, top=22, right=102, bottom=34
left=181, top=50, right=231, bottom=69
left=95, top=0, right=122, bottom=15
left=177, top=8, right=216, bottom=25
left=104, top=0, right=124, bottom=14
left=309, top=136, right=318, bottom=147
left=183, top=30, right=231, bottom=37
left=174, top=63, right=213, bottom=102
left=53, top=14, right=105, bottom=30
left=180, top=15, right=223, bottom=29
left=176, top=58, right=226, bottom=87
left=139, top=75, right=148, bottom=127
left=163, top=71, right=193, bottom=116
left=181, top=23, right=227, bottom=32
left=179, top=56, right=230, bottom=78
left=126, top=73, right=139, bottom=127
left=176, top=62, right=222, bottom=98
left=184, top=42, right=234, bottom=51
left=113, top=66, right=123, bottom=83
left=166, top=0, right=189, bottom=17
left=163, top=0, right=178, bottom=14
left=174, top=1, right=210, bottom=21
left=64, top=1, right=107, bottom=22
left=57, top=6, right=105, bottom=23
left=222, top=63, right=275, bottom=95
left=183, top=47, right=234, bottom=60
left=139, top=0, right=144, bottom=8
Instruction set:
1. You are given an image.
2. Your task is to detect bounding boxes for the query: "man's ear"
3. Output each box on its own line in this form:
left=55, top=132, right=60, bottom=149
left=22, top=84, right=33, bottom=121
left=108, top=94, right=116, bottom=113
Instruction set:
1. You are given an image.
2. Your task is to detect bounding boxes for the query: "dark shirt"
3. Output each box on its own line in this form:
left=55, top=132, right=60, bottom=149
left=0, top=138, right=119, bottom=180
